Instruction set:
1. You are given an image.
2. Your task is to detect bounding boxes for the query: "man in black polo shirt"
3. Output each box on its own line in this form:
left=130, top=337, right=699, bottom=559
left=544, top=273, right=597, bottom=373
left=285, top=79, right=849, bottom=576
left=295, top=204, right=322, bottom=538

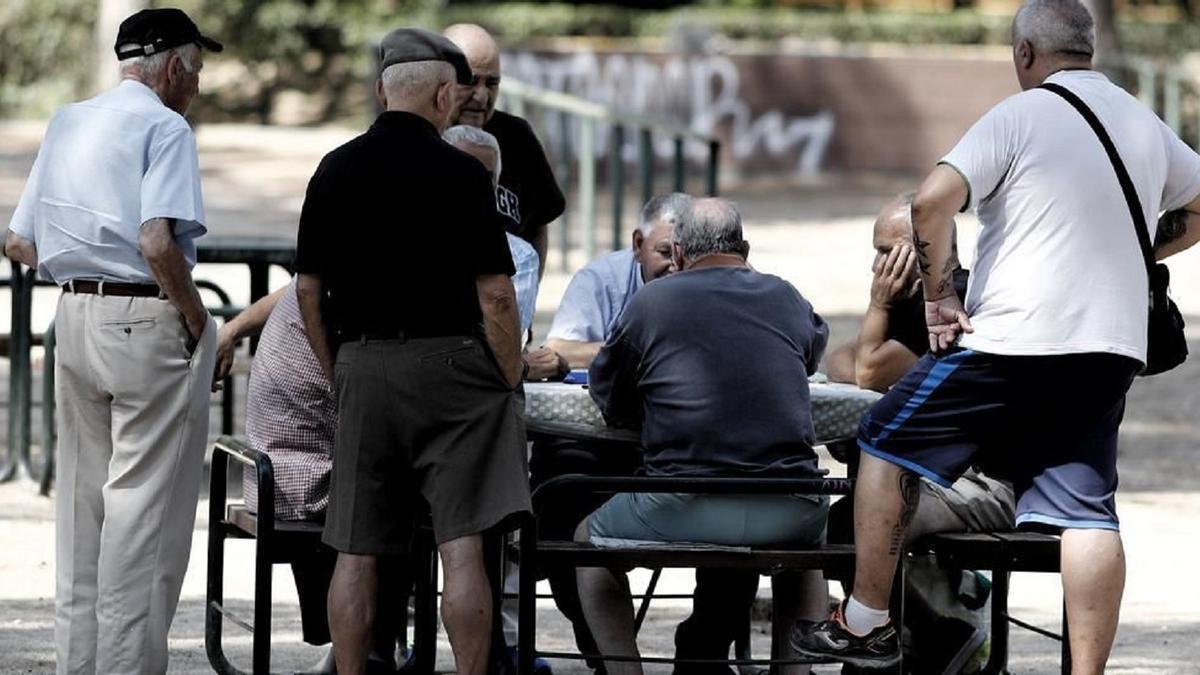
left=293, top=28, right=530, bottom=675
left=445, top=23, right=566, bottom=277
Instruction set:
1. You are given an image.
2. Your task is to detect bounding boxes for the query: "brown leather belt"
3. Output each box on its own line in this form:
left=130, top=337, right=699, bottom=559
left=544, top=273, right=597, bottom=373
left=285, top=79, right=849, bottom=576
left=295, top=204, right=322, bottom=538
left=62, top=280, right=163, bottom=297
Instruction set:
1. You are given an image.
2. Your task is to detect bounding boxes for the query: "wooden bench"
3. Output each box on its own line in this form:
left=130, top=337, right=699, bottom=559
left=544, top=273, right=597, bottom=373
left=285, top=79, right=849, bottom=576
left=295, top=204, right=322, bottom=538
left=514, top=474, right=1069, bottom=675
left=205, top=435, right=439, bottom=674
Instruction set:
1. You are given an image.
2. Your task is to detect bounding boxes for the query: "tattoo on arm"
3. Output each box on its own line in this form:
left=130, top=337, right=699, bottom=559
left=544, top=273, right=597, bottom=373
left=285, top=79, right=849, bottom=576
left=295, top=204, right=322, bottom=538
left=887, top=471, right=921, bottom=555
left=912, top=229, right=931, bottom=276
left=934, top=257, right=957, bottom=295
left=1154, top=209, right=1187, bottom=251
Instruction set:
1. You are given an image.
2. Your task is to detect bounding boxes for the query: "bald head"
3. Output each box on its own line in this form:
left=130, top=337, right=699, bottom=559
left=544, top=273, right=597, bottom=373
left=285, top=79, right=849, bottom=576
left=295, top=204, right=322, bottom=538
left=873, top=194, right=912, bottom=249
left=444, top=23, right=501, bottom=126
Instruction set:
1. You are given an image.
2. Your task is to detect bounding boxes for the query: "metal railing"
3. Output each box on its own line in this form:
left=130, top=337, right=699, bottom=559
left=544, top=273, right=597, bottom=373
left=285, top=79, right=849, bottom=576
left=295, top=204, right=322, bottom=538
left=497, top=78, right=720, bottom=271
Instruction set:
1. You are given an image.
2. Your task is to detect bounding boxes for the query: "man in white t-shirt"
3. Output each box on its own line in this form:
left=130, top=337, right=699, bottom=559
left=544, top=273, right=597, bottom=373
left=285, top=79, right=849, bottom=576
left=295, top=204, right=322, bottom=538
left=3, top=9, right=223, bottom=673
left=792, top=0, right=1200, bottom=671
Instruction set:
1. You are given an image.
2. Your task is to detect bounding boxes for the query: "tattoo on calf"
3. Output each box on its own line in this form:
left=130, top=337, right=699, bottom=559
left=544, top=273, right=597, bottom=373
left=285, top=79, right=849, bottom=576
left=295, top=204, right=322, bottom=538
left=888, top=471, right=921, bottom=556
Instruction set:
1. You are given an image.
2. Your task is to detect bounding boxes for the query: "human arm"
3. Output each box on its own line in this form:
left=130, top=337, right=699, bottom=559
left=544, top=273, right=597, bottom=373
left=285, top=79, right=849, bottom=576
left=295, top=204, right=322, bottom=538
left=912, top=165, right=974, bottom=353
left=533, top=226, right=549, bottom=280
left=214, top=285, right=288, bottom=383
left=478, top=273, right=524, bottom=387
left=139, top=218, right=207, bottom=345
left=823, top=341, right=857, bottom=384
left=524, top=346, right=568, bottom=380
left=588, top=332, right=643, bottom=425
left=1154, top=195, right=1200, bottom=260
left=855, top=243, right=920, bottom=390
left=295, top=274, right=334, bottom=385
left=544, top=338, right=602, bottom=369
left=4, top=231, right=37, bottom=268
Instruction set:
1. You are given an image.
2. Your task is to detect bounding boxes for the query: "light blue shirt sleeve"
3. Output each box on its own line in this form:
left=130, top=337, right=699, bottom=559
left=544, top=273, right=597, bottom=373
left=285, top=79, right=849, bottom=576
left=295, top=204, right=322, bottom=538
left=548, top=266, right=613, bottom=342
left=8, top=141, right=47, bottom=241
left=141, top=125, right=206, bottom=238
left=506, top=234, right=540, bottom=335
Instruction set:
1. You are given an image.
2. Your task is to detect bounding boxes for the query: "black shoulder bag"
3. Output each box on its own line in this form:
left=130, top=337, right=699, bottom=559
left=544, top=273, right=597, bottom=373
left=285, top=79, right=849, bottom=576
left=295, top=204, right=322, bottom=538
left=1040, top=82, right=1187, bottom=376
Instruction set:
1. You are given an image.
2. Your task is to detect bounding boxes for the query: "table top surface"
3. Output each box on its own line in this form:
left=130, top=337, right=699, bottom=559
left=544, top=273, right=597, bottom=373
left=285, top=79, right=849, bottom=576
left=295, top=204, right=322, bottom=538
left=523, top=379, right=881, bottom=446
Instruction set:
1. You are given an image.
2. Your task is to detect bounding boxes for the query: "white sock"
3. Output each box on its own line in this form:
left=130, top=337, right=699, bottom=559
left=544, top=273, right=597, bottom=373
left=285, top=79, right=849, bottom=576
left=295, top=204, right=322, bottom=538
left=843, top=595, right=889, bottom=636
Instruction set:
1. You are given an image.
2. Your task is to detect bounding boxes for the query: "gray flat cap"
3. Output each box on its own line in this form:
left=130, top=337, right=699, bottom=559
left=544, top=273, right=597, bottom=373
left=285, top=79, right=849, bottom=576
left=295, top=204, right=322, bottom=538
left=379, top=28, right=472, bottom=85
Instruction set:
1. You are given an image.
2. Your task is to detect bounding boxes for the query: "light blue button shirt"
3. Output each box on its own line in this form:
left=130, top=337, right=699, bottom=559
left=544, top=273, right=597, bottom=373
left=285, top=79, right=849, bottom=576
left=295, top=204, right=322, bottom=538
left=547, top=248, right=644, bottom=342
left=8, top=80, right=206, bottom=284
left=507, top=233, right=540, bottom=335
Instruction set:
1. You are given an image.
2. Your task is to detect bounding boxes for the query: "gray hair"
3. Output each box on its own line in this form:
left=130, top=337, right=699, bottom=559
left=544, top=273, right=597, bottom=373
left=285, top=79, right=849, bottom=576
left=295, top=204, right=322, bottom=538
left=443, top=124, right=503, bottom=187
left=381, top=60, right=455, bottom=103
left=1012, top=0, right=1095, bottom=59
left=674, top=198, right=745, bottom=260
left=118, top=43, right=199, bottom=82
left=639, top=192, right=693, bottom=236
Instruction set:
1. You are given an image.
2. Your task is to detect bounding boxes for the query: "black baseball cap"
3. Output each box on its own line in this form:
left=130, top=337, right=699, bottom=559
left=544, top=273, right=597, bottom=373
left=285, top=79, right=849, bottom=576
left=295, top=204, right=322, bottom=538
left=114, top=8, right=223, bottom=61
left=378, top=28, right=472, bottom=85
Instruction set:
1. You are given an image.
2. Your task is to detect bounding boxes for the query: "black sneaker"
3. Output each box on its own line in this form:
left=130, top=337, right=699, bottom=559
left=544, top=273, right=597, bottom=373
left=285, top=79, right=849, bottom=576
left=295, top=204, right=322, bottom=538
left=789, top=601, right=901, bottom=669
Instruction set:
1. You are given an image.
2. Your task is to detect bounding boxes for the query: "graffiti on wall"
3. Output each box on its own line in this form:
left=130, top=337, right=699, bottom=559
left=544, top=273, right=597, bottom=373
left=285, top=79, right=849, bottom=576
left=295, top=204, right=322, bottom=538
left=505, top=51, right=835, bottom=174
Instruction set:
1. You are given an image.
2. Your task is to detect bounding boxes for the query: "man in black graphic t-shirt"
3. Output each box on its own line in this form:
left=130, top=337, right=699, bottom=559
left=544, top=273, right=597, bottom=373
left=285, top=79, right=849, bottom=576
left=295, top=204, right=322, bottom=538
left=445, top=23, right=566, bottom=278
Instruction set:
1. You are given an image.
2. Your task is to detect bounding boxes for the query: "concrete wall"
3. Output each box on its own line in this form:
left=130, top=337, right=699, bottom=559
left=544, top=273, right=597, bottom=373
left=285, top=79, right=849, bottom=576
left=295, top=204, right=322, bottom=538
left=504, top=45, right=1021, bottom=174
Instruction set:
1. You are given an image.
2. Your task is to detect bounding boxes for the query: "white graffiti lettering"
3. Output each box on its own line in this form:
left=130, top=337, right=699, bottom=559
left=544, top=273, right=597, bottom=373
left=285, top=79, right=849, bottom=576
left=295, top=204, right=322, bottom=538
left=504, top=51, right=835, bottom=174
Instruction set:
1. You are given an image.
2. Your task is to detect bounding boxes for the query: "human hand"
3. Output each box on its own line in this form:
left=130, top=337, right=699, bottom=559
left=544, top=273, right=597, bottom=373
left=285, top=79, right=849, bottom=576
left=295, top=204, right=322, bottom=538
left=924, top=294, right=973, bottom=353
left=524, top=347, right=569, bottom=381
left=212, top=322, right=237, bottom=392
left=869, top=244, right=917, bottom=310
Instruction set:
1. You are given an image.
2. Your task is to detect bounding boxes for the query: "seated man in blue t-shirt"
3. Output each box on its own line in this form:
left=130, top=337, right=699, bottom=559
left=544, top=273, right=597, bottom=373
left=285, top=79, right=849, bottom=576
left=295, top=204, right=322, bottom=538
left=578, top=198, right=831, bottom=675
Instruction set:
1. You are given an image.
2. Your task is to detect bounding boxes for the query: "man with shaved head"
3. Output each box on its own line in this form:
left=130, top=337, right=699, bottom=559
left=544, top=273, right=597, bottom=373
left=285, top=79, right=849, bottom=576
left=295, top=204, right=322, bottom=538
left=794, top=0, right=1200, bottom=669
left=824, top=195, right=1014, bottom=669
left=294, top=28, right=530, bottom=675
left=580, top=198, right=831, bottom=674
left=445, top=23, right=565, bottom=277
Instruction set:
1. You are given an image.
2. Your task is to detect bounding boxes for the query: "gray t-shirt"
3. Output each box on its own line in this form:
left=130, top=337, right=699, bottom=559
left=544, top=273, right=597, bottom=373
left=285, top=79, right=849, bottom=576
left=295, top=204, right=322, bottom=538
left=589, top=265, right=829, bottom=478
left=547, top=248, right=643, bottom=342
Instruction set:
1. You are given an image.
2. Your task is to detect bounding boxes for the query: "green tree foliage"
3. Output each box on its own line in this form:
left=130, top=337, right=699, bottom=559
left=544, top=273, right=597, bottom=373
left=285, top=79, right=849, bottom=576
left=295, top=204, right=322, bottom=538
left=2, top=1, right=1196, bottom=121
left=0, top=0, right=96, bottom=117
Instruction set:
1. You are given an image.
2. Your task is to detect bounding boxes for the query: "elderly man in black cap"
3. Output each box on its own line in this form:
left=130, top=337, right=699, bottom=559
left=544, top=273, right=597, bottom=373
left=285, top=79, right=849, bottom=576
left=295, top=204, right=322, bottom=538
left=293, top=28, right=531, bottom=675
left=3, top=7, right=221, bottom=673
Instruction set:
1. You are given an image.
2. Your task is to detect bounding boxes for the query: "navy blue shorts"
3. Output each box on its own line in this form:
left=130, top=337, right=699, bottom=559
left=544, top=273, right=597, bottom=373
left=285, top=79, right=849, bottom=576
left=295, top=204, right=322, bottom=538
left=858, top=349, right=1140, bottom=531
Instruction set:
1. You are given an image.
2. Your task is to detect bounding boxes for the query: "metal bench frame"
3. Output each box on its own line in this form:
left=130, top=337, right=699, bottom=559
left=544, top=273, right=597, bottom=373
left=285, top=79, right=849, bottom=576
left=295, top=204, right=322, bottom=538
left=515, top=473, right=1070, bottom=675
left=205, top=435, right=439, bottom=674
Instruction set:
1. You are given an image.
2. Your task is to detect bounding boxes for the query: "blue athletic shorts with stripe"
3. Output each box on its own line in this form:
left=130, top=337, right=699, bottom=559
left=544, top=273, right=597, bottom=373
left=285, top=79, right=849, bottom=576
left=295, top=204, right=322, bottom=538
left=858, top=348, right=1140, bottom=532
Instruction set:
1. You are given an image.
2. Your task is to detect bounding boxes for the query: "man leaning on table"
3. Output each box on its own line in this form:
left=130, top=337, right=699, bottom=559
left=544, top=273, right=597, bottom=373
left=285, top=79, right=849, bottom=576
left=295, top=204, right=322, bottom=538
left=292, top=28, right=530, bottom=675
left=3, top=8, right=221, bottom=673
left=578, top=198, right=831, bottom=675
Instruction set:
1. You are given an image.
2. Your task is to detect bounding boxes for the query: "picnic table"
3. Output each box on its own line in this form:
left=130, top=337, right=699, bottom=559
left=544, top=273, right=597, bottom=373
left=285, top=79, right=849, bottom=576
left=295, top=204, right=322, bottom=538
left=522, top=378, right=882, bottom=446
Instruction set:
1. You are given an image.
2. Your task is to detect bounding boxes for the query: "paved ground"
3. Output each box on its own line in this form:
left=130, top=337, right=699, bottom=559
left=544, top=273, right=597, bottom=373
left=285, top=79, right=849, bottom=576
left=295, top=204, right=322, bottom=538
left=2, top=120, right=1199, bottom=673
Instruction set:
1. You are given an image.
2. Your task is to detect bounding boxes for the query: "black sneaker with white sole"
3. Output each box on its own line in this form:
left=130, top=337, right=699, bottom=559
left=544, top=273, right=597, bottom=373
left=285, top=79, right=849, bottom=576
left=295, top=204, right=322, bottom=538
left=789, top=602, right=901, bottom=669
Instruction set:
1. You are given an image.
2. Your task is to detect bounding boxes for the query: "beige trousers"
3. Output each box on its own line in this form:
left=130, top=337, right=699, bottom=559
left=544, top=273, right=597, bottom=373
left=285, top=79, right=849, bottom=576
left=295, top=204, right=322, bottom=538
left=53, top=292, right=216, bottom=675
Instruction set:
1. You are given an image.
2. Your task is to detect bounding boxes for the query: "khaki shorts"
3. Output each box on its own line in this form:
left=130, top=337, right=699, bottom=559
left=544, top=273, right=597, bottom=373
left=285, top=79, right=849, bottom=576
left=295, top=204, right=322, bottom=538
left=323, top=336, right=531, bottom=553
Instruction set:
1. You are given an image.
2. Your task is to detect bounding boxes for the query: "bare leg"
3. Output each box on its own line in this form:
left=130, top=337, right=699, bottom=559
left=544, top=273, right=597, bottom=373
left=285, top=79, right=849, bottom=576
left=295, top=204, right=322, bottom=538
left=574, top=516, right=643, bottom=675
left=328, top=553, right=378, bottom=675
left=773, top=570, right=828, bottom=675
left=851, top=454, right=922, bottom=612
left=439, top=534, right=492, bottom=675
left=1061, top=529, right=1124, bottom=675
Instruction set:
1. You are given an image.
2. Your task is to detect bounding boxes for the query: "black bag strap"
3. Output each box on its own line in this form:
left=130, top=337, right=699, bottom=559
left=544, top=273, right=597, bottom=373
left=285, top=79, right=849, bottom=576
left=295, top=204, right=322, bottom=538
left=1038, top=82, right=1156, bottom=278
